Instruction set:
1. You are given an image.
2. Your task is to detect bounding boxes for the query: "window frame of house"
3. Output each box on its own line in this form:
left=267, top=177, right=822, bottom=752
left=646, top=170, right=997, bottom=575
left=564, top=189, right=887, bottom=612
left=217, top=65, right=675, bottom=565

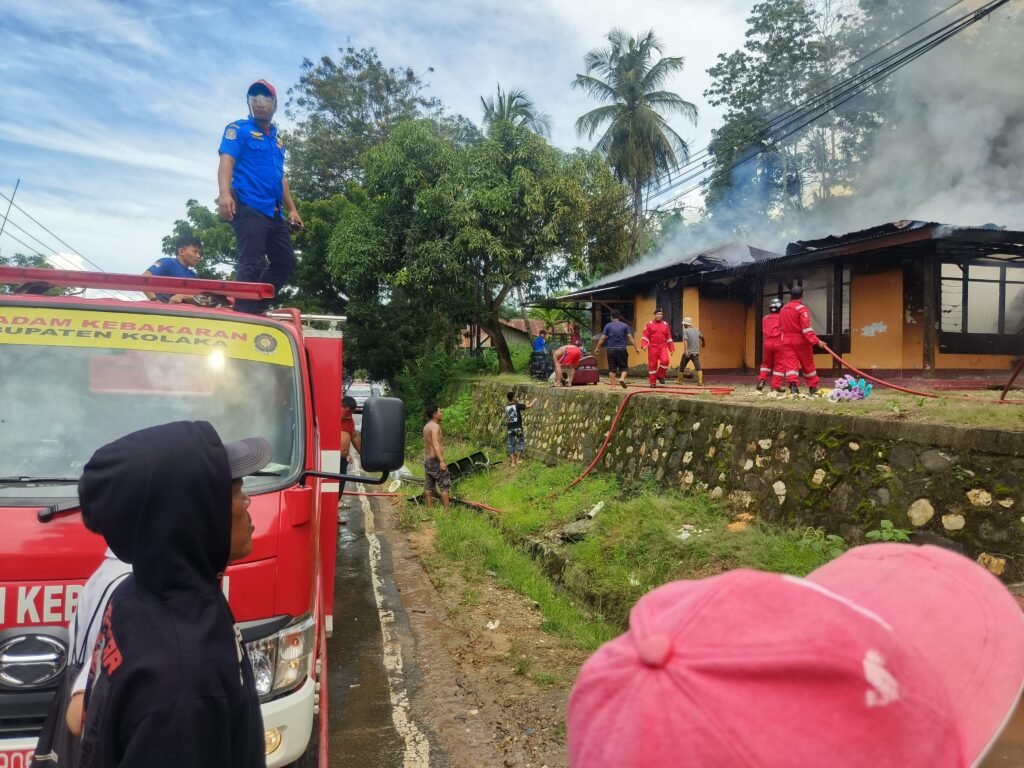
left=939, top=258, right=1024, bottom=355
left=655, top=285, right=683, bottom=340
left=761, top=266, right=851, bottom=353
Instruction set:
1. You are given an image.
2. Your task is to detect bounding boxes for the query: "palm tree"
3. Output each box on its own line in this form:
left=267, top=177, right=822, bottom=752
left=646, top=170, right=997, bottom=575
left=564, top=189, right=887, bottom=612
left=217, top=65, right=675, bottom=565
left=573, top=29, right=698, bottom=254
left=480, top=84, right=552, bottom=137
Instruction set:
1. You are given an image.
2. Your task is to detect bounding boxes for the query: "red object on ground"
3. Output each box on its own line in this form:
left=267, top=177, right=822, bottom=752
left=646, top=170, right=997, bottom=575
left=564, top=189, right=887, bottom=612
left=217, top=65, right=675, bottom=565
left=572, top=355, right=601, bottom=385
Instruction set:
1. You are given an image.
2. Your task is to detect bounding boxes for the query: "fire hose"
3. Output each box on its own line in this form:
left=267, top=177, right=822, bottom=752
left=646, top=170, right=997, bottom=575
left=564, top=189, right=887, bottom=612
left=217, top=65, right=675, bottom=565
left=818, top=342, right=1024, bottom=405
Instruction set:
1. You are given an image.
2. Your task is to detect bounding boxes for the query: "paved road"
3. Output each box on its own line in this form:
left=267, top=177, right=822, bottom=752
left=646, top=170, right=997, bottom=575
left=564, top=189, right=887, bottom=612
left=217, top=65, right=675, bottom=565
left=324, top=471, right=440, bottom=767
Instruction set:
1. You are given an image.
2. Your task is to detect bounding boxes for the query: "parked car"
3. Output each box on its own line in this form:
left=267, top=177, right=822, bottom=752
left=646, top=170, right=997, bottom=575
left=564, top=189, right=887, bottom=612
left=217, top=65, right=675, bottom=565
left=345, top=381, right=384, bottom=412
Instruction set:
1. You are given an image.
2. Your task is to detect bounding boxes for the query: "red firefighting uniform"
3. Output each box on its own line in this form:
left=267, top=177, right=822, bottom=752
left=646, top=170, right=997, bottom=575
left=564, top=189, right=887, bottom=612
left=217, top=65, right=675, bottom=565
left=778, top=299, right=821, bottom=388
left=759, top=312, right=783, bottom=389
left=641, top=320, right=675, bottom=386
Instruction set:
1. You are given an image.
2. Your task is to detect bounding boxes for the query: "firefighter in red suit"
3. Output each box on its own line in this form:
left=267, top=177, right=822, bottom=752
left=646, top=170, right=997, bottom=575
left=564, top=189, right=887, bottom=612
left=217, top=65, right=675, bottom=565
left=756, top=297, right=783, bottom=394
left=640, top=308, right=675, bottom=388
left=777, top=285, right=823, bottom=398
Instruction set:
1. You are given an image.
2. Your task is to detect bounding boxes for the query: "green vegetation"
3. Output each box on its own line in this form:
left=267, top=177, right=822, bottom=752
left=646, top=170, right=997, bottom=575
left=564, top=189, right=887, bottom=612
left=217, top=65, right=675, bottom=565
left=417, top=458, right=840, bottom=641
left=865, top=519, right=911, bottom=543
left=430, top=504, right=618, bottom=651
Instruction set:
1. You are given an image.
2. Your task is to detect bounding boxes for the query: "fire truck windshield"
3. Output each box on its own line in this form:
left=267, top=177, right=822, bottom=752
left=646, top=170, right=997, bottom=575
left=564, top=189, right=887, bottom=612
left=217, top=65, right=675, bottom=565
left=0, top=306, right=301, bottom=500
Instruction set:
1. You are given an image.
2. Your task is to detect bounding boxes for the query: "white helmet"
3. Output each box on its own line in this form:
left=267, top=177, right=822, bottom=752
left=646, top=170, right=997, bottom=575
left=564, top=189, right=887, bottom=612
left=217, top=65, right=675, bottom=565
left=769, top=297, right=783, bottom=313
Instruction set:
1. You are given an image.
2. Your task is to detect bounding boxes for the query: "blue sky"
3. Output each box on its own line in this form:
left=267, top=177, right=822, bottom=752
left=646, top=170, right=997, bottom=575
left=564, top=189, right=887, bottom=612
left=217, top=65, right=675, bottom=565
left=0, top=0, right=752, bottom=275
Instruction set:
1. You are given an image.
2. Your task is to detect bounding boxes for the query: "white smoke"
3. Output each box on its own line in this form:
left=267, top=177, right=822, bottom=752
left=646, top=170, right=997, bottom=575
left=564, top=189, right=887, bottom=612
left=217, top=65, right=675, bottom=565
left=600, top=0, right=1024, bottom=287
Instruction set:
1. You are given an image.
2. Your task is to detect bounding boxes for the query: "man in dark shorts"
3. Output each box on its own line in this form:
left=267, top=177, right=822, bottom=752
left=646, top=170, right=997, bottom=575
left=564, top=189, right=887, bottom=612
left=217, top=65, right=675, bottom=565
left=422, top=405, right=450, bottom=509
left=593, top=309, right=639, bottom=389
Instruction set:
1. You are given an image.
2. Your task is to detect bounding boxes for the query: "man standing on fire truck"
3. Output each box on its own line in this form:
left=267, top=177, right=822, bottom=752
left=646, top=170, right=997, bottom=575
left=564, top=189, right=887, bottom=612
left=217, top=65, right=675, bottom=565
left=777, top=285, right=823, bottom=398
left=641, top=307, right=675, bottom=388
left=756, top=297, right=784, bottom=395
left=218, top=79, right=303, bottom=315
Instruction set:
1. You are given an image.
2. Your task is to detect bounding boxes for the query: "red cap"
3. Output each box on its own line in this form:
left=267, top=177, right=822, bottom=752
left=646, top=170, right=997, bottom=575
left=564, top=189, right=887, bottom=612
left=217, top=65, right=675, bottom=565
left=247, top=79, right=277, bottom=99
left=567, top=544, right=1024, bottom=768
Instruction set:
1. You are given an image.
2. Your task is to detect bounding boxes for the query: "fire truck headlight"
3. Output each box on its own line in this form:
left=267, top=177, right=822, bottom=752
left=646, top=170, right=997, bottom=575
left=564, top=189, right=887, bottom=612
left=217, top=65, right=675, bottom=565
left=246, top=636, right=278, bottom=696
left=272, top=616, right=315, bottom=691
left=245, top=615, right=316, bottom=699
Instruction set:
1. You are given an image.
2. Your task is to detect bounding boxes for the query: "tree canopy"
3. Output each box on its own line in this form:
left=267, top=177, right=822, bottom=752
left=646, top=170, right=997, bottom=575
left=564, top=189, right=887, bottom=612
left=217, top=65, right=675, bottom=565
left=480, top=85, right=552, bottom=137
left=573, top=29, right=698, bottom=254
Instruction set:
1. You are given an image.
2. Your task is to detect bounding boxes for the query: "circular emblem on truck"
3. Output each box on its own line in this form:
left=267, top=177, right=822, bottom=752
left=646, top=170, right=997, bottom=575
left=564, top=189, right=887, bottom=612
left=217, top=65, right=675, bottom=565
left=0, top=635, right=68, bottom=688
left=254, top=333, right=278, bottom=355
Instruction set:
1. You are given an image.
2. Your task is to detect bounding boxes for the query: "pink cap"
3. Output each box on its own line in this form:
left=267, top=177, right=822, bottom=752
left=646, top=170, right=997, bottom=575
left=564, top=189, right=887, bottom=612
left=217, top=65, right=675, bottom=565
left=567, top=544, right=1024, bottom=768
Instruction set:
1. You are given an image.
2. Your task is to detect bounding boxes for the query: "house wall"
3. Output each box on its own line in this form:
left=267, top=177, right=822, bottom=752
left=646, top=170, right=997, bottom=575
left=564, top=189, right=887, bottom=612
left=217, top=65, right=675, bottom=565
left=846, top=269, right=905, bottom=370
left=935, top=351, right=1019, bottom=370
left=697, top=295, right=748, bottom=369
left=745, top=304, right=757, bottom=369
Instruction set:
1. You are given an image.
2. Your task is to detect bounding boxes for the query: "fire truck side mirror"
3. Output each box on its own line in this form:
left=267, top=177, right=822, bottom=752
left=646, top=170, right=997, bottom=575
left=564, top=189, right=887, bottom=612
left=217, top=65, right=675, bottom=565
left=359, top=397, right=406, bottom=473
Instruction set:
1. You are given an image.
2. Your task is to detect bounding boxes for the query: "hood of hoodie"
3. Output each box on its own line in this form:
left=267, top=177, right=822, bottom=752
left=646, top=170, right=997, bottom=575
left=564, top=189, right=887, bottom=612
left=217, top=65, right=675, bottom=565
left=78, top=420, right=231, bottom=597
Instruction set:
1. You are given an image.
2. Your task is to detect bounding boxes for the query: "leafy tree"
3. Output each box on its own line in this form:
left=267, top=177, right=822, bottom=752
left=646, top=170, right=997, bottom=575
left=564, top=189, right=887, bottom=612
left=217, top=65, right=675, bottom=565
left=708, top=0, right=843, bottom=219
left=330, top=120, right=617, bottom=376
left=285, top=47, right=442, bottom=199
left=480, top=84, right=552, bottom=137
left=572, top=29, right=698, bottom=254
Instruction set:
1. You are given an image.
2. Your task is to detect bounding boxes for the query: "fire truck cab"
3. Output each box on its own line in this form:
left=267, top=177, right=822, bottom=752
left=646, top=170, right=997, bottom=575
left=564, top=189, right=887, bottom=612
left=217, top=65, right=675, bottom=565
left=0, top=268, right=405, bottom=767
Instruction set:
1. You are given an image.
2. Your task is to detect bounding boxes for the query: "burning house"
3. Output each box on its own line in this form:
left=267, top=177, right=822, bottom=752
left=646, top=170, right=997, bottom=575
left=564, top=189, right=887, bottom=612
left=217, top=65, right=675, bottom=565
left=558, top=221, right=1024, bottom=376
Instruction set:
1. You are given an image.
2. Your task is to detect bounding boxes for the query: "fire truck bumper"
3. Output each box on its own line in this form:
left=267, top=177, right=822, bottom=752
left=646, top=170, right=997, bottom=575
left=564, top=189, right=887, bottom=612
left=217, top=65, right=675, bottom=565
left=0, top=736, right=37, bottom=766
left=262, top=676, right=316, bottom=767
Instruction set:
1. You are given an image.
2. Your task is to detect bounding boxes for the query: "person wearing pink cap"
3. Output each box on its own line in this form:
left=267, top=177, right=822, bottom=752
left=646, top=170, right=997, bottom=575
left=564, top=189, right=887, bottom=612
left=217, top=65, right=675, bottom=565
left=567, top=543, right=1024, bottom=768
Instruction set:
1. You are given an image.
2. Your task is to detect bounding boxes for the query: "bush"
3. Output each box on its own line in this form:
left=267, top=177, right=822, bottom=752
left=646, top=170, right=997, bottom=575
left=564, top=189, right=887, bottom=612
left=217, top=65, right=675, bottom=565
left=440, top=390, right=473, bottom=439
left=388, top=348, right=456, bottom=436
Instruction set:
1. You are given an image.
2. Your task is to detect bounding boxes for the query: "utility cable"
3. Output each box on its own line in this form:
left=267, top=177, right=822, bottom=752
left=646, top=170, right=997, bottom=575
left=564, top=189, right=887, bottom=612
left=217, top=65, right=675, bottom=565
left=643, top=0, right=972, bottom=199
left=650, top=0, right=1014, bottom=212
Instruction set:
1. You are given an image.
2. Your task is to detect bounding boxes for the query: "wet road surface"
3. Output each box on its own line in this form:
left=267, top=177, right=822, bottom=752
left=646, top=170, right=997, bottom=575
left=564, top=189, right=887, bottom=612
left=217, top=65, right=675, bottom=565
left=326, top=475, right=439, bottom=767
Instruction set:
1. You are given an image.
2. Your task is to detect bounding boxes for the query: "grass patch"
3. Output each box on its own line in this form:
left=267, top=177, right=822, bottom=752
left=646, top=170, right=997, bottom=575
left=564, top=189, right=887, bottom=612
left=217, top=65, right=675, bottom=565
left=532, top=672, right=560, bottom=688
left=457, top=462, right=618, bottom=536
left=566, top=490, right=832, bottom=626
left=431, top=505, right=617, bottom=651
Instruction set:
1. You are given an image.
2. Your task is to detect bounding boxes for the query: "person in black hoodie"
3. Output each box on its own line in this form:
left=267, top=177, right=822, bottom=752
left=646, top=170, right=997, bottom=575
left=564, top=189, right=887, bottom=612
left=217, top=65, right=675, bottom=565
left=75, top=421, right=271, bottom=768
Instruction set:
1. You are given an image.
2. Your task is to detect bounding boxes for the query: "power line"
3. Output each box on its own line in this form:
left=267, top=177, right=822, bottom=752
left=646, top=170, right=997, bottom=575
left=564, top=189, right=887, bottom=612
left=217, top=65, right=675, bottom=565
left=643, top=0, right=972, bottom=202
left=649, top=0, right=1014, bottom=213
left=0, top=225, right=134, bottom=301
left=0, top=191, right=112, bottom=275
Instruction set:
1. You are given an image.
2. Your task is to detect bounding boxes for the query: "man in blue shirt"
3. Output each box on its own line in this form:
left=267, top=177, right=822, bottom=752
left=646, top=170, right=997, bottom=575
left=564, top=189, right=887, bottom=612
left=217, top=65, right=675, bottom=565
left=532, top=329, right=548, bottom=354
left=217, top=79, right=303, bottom=314
left=593, top=309, right=639, bottom=389
left=143, top=235, right=202, bottom=303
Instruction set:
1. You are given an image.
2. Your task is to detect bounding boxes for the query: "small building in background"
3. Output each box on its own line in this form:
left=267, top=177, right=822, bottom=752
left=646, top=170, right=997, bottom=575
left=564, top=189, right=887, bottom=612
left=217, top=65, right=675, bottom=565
left=555, top=221, right=1024, bottom=376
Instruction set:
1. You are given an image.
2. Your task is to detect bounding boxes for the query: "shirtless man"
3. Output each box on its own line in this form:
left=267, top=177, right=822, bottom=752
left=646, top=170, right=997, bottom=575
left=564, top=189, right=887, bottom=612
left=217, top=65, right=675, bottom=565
left=422, top=405, right=450, bottom=510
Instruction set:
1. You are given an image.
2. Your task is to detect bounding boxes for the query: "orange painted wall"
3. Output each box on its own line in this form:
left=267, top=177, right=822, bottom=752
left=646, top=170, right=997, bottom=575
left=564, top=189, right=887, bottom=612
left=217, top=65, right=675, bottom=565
left=846, top=269, right=905, bottom=369
left=745, top=304, right=757, bottom=369
left=698, top=296, right=748, bottom=369
left=935, top=352, right=1018, bottom=370
left=630, top=293, right=688, bottom=369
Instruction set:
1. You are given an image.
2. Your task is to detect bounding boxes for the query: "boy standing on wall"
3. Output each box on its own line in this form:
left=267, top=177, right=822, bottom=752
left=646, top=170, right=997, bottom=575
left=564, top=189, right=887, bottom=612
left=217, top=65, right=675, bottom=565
left=504, top=391, right=538, bottom=467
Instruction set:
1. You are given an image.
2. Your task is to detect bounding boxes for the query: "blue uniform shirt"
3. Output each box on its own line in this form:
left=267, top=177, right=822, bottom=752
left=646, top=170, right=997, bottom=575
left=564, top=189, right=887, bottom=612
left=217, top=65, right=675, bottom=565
left=533, top=336, right=547, bottom=353
left=146, top=257, right=198, bottom=302
left=218, top=116, right=286, bottom=219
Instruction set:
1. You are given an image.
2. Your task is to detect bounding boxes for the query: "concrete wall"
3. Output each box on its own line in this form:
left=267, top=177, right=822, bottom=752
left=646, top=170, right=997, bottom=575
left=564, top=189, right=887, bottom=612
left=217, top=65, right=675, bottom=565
left=468, top=382, right=1024, bottom=581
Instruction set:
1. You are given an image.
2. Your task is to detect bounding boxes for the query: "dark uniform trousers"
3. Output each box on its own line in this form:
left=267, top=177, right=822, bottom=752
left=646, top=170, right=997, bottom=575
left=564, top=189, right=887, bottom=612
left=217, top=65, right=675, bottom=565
left=231, top=200, right=296, bottom=314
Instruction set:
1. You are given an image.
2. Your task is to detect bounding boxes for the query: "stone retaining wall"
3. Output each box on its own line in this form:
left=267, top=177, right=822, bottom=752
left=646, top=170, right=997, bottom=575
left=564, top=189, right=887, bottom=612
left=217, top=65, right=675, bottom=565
left=468, top=383, right=1024, bottom=581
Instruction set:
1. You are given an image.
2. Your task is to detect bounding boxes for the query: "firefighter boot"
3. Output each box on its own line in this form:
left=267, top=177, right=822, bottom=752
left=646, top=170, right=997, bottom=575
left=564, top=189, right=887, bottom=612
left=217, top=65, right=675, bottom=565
left=755, top=380, right=765, bottom=394
left=676, top=371, right=686, bottom=384
left=808, top=386, right=819, bottom=399
left=788, top=382, right=800, bottom=399
left=697, top=370, right=704, bottom=386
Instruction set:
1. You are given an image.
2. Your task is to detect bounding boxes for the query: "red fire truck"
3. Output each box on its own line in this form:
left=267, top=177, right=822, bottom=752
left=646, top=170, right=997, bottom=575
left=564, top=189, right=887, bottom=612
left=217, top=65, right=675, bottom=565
left=0, top=268, right=405, bottom=768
